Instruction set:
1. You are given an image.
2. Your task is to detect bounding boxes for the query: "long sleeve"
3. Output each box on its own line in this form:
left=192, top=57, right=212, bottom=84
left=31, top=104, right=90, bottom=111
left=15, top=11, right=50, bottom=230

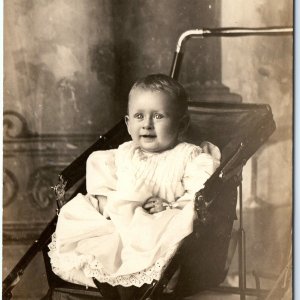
left=176, top=144, right=221, bottom=204
left=86, top=149, right=117, bottom=196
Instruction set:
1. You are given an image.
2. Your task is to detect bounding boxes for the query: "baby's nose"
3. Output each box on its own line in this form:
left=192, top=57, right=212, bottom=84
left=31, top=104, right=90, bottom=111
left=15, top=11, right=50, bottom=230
left=143, top=117, right=154, bottom=129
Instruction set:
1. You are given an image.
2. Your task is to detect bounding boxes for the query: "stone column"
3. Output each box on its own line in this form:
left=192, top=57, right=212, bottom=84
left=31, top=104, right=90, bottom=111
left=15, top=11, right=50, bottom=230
left=112, top=0, right=240, bottom=113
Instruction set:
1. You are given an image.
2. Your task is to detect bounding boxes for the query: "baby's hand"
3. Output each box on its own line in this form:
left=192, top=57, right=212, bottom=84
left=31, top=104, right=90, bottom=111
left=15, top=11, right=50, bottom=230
left=143, top=197, right=167, bottom=214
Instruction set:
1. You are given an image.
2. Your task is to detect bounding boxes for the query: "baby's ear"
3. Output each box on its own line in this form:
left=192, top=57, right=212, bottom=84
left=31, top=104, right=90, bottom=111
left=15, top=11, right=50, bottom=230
left=124, top=115, right=131, bottom=134
left=124, top=115, right=129, bottom=125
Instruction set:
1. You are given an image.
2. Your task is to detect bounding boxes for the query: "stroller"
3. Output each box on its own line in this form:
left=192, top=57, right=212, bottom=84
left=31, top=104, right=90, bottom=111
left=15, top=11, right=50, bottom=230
left=3, top=27, right=292, bottom=300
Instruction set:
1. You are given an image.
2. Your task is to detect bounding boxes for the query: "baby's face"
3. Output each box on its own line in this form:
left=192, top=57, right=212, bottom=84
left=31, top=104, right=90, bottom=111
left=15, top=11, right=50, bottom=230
left=125, top=89, right=183, bottom=153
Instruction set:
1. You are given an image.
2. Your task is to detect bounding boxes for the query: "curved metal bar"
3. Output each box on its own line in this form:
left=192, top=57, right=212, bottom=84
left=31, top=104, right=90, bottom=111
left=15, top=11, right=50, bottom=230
left=175, top=26, right=293, bottom=52
left=171, top=26, right=293, bottom=80
left=175, top=29, right=205, bottom=52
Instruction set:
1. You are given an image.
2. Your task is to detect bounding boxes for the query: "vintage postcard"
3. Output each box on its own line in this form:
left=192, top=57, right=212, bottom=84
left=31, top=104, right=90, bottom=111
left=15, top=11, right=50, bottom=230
left=3, top=1, right=293, bottom=299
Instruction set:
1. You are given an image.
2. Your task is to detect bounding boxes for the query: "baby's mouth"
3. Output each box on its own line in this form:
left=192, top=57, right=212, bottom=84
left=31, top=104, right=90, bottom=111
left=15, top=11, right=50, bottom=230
left=141, top=135, right=156, bottom=139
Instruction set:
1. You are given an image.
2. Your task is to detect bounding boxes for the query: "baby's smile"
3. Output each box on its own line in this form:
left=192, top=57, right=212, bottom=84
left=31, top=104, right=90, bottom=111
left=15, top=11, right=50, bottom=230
left=140, top=134, right=156, bottom=138
left=140, top=135, right=157, bottom=143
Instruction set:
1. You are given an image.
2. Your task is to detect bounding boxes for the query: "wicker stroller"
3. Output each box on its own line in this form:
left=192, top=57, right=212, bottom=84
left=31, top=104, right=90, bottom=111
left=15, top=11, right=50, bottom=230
left=3, top=27, right=292, bottom=300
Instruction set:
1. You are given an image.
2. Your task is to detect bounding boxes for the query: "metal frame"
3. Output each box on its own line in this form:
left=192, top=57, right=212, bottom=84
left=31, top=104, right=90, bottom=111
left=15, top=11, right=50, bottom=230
left=170, top=26, right=293, bottom=80
left=169, top=26, right=293, bottom=300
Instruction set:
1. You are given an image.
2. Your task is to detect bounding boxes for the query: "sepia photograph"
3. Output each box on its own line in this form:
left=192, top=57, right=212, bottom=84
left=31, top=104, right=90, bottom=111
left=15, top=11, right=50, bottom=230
left=3, top=1, right=293, bottom=299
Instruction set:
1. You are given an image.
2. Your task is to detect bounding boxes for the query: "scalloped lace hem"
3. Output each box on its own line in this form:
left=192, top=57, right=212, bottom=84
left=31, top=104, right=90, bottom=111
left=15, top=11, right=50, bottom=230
left=48, top=233, right=177, bottom=287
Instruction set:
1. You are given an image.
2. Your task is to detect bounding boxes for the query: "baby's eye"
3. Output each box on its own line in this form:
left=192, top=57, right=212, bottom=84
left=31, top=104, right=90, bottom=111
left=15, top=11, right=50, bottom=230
left=153, top=113, right=164, bottom=119
left=134, top=113, right=144, bottom=119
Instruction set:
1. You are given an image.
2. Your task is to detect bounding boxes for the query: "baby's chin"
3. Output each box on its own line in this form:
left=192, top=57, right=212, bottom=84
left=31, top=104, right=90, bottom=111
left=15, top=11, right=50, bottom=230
left=135, top=141, right=180, bottom=154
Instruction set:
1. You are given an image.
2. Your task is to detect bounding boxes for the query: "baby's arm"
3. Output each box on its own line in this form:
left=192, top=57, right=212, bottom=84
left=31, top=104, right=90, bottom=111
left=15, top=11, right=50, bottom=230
left=175, top=144, right=221, bottom=208
left=85, top=148, right=117, bottom=215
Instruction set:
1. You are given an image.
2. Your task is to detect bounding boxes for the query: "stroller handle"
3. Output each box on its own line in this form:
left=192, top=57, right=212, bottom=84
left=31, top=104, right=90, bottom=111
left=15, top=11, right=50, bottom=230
left=170, top=26, right=293, bottom=79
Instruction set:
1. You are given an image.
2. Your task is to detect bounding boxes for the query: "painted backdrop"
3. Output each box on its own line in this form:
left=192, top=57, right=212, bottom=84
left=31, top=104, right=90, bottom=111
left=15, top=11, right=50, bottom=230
left=3, top=0, right=292, bottom=298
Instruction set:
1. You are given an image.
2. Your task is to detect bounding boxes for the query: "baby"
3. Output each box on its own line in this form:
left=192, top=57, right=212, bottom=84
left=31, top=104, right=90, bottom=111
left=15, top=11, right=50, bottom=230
left=49, top=74, right=220, bottom=299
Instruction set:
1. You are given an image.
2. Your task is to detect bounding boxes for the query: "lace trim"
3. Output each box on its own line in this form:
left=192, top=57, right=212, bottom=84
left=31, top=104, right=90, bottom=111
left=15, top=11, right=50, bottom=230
left=48, top=233, right=177, bottom=287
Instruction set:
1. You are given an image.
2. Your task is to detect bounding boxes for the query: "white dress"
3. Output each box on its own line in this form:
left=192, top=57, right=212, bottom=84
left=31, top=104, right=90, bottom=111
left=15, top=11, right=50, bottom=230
left=48, top=141, right=220, bottom=288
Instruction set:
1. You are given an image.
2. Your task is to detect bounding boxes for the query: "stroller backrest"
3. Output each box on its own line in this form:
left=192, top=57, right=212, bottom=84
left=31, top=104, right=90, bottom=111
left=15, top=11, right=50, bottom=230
left=186, top=102, right=275, bottom=175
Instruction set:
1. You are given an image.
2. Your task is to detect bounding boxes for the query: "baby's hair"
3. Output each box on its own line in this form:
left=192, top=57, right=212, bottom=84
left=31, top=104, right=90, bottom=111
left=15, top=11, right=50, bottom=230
left=128, top=74, right=188, bottom=116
